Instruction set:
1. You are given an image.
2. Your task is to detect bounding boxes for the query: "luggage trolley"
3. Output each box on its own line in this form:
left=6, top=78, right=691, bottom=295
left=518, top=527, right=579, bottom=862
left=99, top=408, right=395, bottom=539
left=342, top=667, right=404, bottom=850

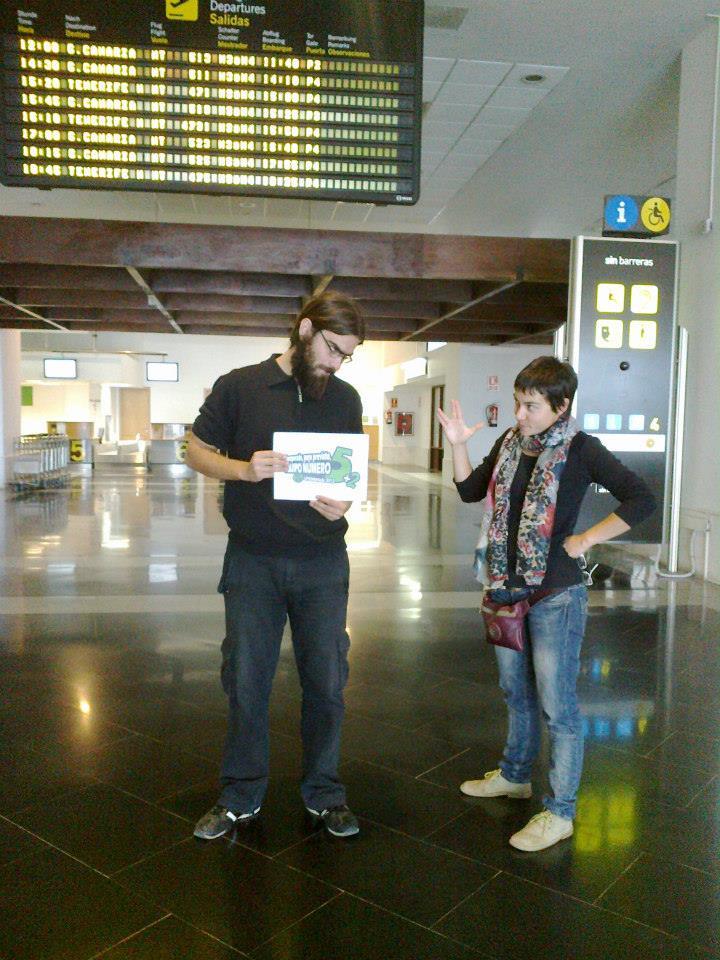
left=11, top=434, right=70, bottom=491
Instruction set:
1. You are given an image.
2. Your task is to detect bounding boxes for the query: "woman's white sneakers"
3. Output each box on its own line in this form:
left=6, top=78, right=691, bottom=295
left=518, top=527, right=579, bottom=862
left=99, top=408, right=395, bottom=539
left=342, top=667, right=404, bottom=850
left=459, top=772, right=573, bottom=851
left=509, top=810, right=573, bottom=851
left=460, top=768, right=532, bottom=799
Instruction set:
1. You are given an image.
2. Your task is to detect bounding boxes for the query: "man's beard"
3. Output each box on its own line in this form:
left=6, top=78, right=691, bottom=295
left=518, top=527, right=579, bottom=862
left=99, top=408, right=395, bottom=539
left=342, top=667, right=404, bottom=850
left=291, top=334, right=332, bottom=400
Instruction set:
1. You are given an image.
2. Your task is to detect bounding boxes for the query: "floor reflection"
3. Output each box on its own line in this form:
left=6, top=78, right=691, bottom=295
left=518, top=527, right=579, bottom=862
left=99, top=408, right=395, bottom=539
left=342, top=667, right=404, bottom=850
left=0, top=463, right=718, bottom=959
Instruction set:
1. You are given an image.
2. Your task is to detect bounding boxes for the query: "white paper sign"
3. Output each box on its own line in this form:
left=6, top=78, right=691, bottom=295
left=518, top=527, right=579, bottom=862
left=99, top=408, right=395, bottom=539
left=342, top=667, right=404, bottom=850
left=272, top=432, right=369, bottom=501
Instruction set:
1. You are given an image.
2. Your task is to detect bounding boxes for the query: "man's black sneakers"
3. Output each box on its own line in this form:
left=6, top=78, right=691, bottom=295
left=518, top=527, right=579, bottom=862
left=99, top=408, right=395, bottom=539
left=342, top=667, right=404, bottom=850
left=305, top=804, right=360, bottom=838
left=193, top=804, right=261, bottom=840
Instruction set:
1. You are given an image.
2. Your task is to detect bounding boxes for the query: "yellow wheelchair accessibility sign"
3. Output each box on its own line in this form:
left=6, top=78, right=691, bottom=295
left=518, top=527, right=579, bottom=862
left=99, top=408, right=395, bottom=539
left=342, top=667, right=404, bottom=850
left=641, top=197, right=670, bottom=234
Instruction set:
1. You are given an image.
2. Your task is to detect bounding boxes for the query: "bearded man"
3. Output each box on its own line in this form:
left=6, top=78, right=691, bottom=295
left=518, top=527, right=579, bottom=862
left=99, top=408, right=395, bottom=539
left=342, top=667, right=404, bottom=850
left=187, top=291, right=364, bottom=840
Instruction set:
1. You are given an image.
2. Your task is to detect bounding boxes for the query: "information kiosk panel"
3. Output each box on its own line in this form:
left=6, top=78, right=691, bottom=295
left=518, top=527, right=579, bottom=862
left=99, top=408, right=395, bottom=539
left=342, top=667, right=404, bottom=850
left=568, top=237, right=678, bottom=544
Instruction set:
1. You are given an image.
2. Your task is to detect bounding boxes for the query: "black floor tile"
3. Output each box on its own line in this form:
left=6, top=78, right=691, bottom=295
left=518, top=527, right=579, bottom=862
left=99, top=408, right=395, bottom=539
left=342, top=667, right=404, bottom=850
left=114, top=837, right=337, bottom=954
left=414, top=708, right=509, bottom=752
left=343, top=680, right=444, bottom=730
left=11, top=782, right=190, bottom=875
left=618, top=794, right=720, bottom=877
left=582, top=742, right=717, bottom=809
left=340, top=714, right=464, bottom=778
left=0, top=700, right=129, bottom=755
left=84, top=734, right=220, bottom=802
left=278, top=818, right=496, bottom=926
left=435, top=870, right=712, bottom=960
left=646, top=730, right=720, bottom=770
left=101, top=915, right=246, bottom=959
left=338, top=759, right=468, bottom=838
left=344, top=652, right=447, bottom=698
left=0, top=742, right=97, bottom=816
left=598, top=853, right=720, bottom=953
left=0, top=815, right=40, bottom=867
left=418, top=744, right=514, bottom=792
left=0, top=846, right=163, bottom=960
left=252, top=892, right=484, bottom=959
left=687, top=776, right=720, bottom=818
left=428, top=797, right=640, bottom=902
left=76, top=693, right=230, bottom=761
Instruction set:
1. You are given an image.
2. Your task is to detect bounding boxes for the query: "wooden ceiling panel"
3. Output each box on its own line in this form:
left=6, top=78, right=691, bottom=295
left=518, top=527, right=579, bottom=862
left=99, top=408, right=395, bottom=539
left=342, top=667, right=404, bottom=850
left=162, top=293, right=302, bottom=314
left=15, top=289, right=149, bottom=309
left=0, top=217, right=569, bottom=343
left=151, top=270, right=310, bottom=297
left=328, top=277, right=475, bottom=302
left=174, top=311, right=292, bottom=328
left=0, top=264, right=136, bottom=290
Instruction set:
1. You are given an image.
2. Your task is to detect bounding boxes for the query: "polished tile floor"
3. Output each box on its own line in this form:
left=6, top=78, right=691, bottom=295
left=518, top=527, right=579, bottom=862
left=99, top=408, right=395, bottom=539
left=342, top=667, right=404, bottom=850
left=0, top=464, right=719, bottom=959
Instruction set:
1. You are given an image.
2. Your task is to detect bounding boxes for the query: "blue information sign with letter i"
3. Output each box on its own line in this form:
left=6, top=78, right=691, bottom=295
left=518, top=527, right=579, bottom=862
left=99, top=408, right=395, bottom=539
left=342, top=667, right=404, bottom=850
left=603, top=195, right=671, bottom=238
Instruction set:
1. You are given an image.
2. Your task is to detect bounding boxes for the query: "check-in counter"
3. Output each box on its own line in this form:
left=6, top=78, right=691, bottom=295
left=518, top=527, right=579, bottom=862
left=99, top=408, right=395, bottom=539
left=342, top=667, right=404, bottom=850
left=148, top=439, right=189, bottom=465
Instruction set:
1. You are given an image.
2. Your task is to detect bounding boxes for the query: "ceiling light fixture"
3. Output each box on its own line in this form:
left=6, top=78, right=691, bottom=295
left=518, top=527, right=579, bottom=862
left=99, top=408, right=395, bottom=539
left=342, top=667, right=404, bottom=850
left=521, top=73, right=546, bottom=84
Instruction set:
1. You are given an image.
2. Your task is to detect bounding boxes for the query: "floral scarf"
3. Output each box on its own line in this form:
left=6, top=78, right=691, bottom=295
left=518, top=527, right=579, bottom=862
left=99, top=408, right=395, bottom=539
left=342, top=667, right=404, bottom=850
left=474, top=415, right=579, bottom=587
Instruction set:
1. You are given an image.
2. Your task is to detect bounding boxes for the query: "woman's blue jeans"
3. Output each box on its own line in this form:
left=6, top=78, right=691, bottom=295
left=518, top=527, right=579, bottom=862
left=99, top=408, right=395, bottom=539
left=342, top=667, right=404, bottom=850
left=489, top=584, right=588, bottom=820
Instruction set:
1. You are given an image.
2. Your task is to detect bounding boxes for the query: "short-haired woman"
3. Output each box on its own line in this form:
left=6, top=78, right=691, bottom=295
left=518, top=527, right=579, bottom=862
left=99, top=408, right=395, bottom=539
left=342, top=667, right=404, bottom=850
left=437, top=356, right=655, bottom=851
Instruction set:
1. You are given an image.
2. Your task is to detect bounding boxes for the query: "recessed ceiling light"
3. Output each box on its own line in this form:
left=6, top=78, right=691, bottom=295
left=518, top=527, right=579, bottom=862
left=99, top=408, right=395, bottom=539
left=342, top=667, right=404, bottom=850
left=521, top=73, right=546, bottom=84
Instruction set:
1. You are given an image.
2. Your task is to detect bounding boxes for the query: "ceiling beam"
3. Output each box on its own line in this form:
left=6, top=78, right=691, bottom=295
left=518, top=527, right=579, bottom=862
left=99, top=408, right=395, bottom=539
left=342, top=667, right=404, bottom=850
left=330, top=277, right=475, bottom=302
left=402, top=277, right=523, bottom=341
left=163, top=293, right=301, bottom=314
left=150, top=270, right=311, bottom=297
left=0, top=217, right=570, bottom=281
left=14, top=289, right=149, bottom=309
left=174, top=311, right=293, bottom=328
left=126, top=267, right=183, bottom=334
left=0, top=264, right=136, bottom=290
left=310, top=274, right=334, bottom=297
left=0, top=294, right=67, bottom=331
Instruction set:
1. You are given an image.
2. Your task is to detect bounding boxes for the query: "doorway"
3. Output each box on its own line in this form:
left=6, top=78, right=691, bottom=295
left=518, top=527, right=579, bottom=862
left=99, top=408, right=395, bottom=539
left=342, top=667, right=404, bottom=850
left=429, top=384, right=445, bottom=472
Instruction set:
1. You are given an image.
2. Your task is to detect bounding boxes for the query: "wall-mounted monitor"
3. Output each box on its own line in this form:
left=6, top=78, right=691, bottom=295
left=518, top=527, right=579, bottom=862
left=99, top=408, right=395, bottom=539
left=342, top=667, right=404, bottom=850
left=146, top=361, right=179, bottom=382
left=43, top=357, right=77, bottom=379
left=0, top=0, right=423, bottom=205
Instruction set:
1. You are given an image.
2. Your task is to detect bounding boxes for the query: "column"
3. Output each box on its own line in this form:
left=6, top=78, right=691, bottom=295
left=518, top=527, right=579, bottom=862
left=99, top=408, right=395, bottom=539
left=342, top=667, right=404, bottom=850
left=0, top=330, right=22, bottom=487
left=674, top=22, right=720, bottom=582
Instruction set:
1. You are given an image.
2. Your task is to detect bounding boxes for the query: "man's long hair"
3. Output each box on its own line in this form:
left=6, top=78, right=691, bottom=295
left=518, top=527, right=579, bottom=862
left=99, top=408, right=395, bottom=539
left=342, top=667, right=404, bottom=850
left=289, top=290, right=365, bottom=346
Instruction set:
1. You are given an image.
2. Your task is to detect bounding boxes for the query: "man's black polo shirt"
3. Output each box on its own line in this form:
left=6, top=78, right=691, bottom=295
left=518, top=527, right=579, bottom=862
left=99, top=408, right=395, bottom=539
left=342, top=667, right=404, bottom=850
left=192, top=356, right=363, bottom=557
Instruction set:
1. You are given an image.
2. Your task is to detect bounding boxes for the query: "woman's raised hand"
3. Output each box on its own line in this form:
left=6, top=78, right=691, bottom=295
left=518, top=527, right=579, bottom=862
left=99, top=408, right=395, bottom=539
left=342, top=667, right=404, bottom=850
left=436, top=400, right=484, bottom=446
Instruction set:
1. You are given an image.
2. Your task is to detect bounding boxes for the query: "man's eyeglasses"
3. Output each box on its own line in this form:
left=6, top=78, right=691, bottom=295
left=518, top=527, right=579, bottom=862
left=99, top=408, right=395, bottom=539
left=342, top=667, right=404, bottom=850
left=577, top=554, right=598, bottom=587
left=317, top=329, right=353, bottom=364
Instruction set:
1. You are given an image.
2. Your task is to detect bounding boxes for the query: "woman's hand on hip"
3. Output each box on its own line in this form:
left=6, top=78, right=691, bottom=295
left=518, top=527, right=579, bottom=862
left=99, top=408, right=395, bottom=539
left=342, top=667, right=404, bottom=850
left=563, top=534, right=589, bottom=558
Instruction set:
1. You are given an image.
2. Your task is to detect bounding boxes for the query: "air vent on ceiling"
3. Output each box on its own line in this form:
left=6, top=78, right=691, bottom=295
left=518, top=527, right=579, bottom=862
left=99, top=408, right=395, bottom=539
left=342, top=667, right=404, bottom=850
left=424, top=6, right=469, bottom=30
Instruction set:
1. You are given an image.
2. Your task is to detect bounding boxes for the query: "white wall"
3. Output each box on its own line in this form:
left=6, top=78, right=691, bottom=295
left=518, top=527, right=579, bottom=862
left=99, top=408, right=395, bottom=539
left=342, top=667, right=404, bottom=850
left=21, top=381, right=91, bottom=435
left=21, top=330, right=288, bottom=429
left=336, top=339, right=385, bottom=426
left=674, top=24, right=720, bottom=582
left=20, top=331, right=389, bottom=435
left=379, top=342, right=546, bottom=478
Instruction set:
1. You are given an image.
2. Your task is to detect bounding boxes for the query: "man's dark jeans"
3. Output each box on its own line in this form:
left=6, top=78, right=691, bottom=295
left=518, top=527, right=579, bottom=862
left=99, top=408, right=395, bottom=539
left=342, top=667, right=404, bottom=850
left=217, top=540, right=350, bottom=814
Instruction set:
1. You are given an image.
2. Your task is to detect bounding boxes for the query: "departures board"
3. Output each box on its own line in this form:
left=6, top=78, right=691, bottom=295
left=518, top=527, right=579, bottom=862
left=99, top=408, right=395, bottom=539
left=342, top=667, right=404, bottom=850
left=0, top=0, right=423, bottom=203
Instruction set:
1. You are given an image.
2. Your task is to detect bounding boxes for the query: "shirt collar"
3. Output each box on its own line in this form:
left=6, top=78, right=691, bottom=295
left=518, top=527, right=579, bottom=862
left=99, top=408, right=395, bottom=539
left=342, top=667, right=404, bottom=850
left=262, top=354, right=293, bottom=388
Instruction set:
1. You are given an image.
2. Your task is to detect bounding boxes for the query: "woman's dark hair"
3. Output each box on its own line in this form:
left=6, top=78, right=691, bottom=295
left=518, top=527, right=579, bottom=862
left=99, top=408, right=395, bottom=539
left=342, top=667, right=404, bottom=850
left=290, top=290, right=365, bottom=346
left=514, top=356, right=578, bottom=412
